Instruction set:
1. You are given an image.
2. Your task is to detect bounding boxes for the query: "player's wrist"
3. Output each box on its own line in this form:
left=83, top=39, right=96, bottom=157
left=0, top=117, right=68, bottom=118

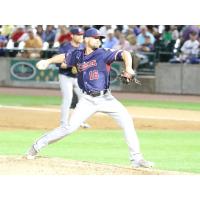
left=125, top=68, right=135, bottom=76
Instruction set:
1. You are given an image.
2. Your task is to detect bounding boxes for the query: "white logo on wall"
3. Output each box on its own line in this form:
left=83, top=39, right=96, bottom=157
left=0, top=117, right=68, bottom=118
left=10, top=62, right=37, bottom=80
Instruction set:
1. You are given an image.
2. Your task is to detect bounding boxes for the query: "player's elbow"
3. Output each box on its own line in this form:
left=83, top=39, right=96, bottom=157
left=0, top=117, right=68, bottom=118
left=122, top=50, right=132, bottom=59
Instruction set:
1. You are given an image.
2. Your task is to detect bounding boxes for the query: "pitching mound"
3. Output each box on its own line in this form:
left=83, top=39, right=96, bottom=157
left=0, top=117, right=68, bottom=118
left=0, top=156, right=191, bottom=175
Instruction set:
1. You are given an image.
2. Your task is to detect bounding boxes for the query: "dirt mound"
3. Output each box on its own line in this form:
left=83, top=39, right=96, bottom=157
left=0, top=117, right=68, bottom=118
left=0, top=156, right=191, bottom=175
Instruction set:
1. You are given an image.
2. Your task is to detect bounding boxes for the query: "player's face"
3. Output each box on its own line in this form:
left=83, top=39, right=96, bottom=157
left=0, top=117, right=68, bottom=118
left=87, top=37, right=101, bottom=49
left=73, top=35, right=83, bottom=44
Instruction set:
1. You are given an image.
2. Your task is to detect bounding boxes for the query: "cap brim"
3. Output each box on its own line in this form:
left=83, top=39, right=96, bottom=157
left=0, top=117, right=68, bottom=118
left=99, top=35, right=106, bottom=39
left=77, top=32, right=84, bottom=35
left=72, top=33, right=84, bottom=35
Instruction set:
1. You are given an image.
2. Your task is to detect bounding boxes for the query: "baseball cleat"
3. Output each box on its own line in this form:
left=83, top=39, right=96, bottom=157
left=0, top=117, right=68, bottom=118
left=132, top=159, right=154, bottom=168
left=26, top=145, right=38, bottom=160
left=80, top=123, right=91, bottom=129
left=26, top=155, right=36, bottom=160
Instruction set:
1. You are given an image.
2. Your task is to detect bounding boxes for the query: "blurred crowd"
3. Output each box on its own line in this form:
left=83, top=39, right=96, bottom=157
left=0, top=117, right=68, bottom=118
left=0, top=25, right=200, bottom=63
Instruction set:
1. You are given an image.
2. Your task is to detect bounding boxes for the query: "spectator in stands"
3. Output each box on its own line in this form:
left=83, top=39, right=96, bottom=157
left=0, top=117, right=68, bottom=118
left=113, top=34, right=131, bottom=51
left=0, top=29, right=7, bottom=46
left=170, top=31, right=199, bottom=64
left=126, top=25, right=140, bottom=37
left=20, top=28, right=43, bottom=58
left=0, top=28, right=8, bottom=56
left=137, top=25, right=155, bottom=46
left=36, top=25, right=45, bottom=41
left=138, top=35, right=154, bottom=52
left=150, top=26, right=159, bottom=38
left=99, top=25, right=112, bottom=35
left=147, top=25, right=156, bottom=35
left=10, top=25, right=26, bottom=47
left=180, top=31, right=199, bottom=63
left=126, top=32, right=149, bottom=68
left=55, top=25, right=72, bottom=46
left=114, top=28, right=122, bottom=40
left=43, top=25, right=56, bottom=48
left=132, top=25, right=141, bottom=36
left=181, top=25, right=199, bottom=42
left=126, top=34, right=138, bottom=51
left=171, top=25, right=179, bottom=40
left=125, top=26, right=135, bottom=38
left=102, top=29, right=119, bottom=48
left=1, top=25, right=14, bottom=39
left=162, top=25, right=173, bottom=46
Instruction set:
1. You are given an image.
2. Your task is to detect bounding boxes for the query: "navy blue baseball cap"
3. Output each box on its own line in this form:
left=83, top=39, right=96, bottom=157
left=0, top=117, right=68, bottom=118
left=70, top=27, right=84, bottom=35
left=84, top=28, right=105, bottom=39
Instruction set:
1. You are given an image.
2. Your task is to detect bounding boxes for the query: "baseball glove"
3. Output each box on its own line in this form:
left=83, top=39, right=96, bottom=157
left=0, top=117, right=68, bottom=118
left=118, top=71, right=141, bottom=85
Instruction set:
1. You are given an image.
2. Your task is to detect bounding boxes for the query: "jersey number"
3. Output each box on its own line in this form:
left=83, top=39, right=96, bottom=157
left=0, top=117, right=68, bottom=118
left=89, top=70, right=99, bottom=80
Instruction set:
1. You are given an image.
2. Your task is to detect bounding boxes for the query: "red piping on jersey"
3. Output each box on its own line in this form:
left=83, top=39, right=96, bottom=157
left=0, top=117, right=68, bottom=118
left=106, top=64, right=111, bottom=72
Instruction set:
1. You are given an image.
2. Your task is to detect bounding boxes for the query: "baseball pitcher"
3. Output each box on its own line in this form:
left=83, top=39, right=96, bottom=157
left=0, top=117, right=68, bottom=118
left=27, top=28, right=154, bottom=168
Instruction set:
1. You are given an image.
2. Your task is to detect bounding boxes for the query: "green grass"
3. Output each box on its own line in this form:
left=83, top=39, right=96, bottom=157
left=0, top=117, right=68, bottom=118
left=0, top=94, right=61, bottom=106
left=1, top=94, right=200, bottom=110
left=0, top=129, right=200, bottom=173
left=121, top=99, right=200, bottom=111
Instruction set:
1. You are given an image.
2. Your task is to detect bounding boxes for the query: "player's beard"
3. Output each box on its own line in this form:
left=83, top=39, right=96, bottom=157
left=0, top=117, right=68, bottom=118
left=90, top=43, right=100, bottom=50
left=91, top=46, right=98, bottom=50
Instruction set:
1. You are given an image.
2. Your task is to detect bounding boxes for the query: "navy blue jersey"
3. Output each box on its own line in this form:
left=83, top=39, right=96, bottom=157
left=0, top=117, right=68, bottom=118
left=58, top=42, right=83, bottom=77
left=65, top=48, right=123, bottom=92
